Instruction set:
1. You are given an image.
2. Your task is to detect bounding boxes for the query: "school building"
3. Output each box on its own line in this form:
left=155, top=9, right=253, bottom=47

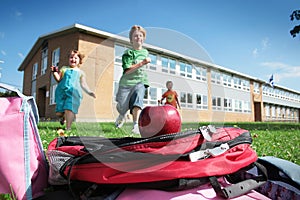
left=18, top=24, right=300, bottom=123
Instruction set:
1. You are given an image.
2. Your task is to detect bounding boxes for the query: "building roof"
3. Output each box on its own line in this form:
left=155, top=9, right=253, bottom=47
left=18, top=23, right=300, bottom=95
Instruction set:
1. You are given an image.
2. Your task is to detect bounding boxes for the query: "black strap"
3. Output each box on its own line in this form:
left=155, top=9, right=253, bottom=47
left=209, top=162, right=268, bottom=199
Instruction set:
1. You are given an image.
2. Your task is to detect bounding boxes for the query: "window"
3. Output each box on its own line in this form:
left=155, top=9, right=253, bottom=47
left=144, top=87, right=158, bottom=105
left=32, top=62, right=38, bottom=80
left=31, top=80, right=36, bottom=99
left=149, top=53, right=157, bottom=70
left=233, top=77, right=242, bottom=89
left=271, top=106, right=276, bottom=118
left=234, top=99, right=242, bottom=112
left=52, top=48, right=60, bottom=66
left=211, top=70, right=221, bottom=84
left=241, top=79, right=250, bottom=91
left=169, top=59, right=176, bottom=74
left=212, top=96, right=222, bottom=110
left=161, top=56, right=176, bottom=74
left=222, top=73, right=232, bottom=87
left=265, top=104, right=270, bottom=117
left=196, top=94, right=208, bottom=109
left=195, top=66, right=207, bottom=81
left=41, top=47, right=48, bottom=75
left=161, top=56, right=168, bottom=73
left=243, top=101, right=251, bottom=113
left=180, top=91, right=193, bottom=108
left=179, top=62, right=192, bottom=78
left=180, top=92, right=186, bottom=108
left=50, top=84, right=57, bottom=105
left=224, top=98, right=232, bottom=111
left=253, top=82, right=260, bottom=94
left=114, top=44, right=126, bottom=63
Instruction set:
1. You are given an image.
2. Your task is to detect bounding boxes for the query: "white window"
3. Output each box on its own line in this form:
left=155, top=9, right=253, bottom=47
left=161, top=56, right=169, bottom=73
left=196, top=93, right=208, bottom=109
left=241, top=79, right=250, bottom=91
left=271, top=106, right=276, bottom=118
left=195, top=66, right=207, bottom=81
left=114, top=44, right=126, bottom=63
left=253, top=82, right=260, bottom=94
left=50, top=84, right=57, bottom=105
left=224, top=98, right=232, bottom=111
left=32, top=62, right=38, bottom=80
left=149, top=53, right=157, bottom=70
left=41, top=47, right=48, bottom=75
left=179, top=62, right=192, bottom=78
left=234, top=99, right=242, bottom=112
left=212, top=96, right=222, bottom=110
left=180, top=92, right=186, bottom=108
left=169, top=58, right=176, bottom=74
left=233, top=77, right=242, bottom=89
left=31, top=80, right=36, bottom=99
left=144, top=87, right=158, bottom=105
left=222, top=73, right=232, bottom=87
left=211, top=70, right=221, bottom=84
left=180, top=91, right=193, bottom=108
left=243, top=101, right=251, bottom=113
left=52, top=48, right=60, bottom=66
left=265, top=104, right=270, bottom=117
left=161, top=56, right=176, bottom=74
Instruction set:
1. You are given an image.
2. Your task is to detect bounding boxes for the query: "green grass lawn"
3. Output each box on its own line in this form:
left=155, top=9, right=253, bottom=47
left=38, top=121, right=300, bottom=165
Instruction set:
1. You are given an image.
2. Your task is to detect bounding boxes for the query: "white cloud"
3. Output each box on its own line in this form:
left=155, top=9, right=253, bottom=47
left=1, top=50, right=6, bottom=56
left=18, top=52, right=25, bottom=59
left=0, top=32, right=4, bottom=39
left=252, top=37, right=270, bottom=58
left=15, top=10, right=22, bottom=17
left=260, top=62, right=300, bottom=82
left=261, top=37, right=269, bottom=50
left=252, top=48, right=258, bottom=58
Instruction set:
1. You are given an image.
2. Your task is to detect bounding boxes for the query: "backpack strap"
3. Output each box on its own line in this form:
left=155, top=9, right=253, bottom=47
left=209, top=162, right=267, bottom=199
left=258, top=156, right=300, bottom=189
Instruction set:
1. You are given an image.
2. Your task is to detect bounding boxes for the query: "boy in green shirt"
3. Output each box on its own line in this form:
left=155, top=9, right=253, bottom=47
left=115, top=25, right=151, bottom=134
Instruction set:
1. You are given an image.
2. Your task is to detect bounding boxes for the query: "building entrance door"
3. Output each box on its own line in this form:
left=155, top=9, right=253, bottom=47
left=38, top=87, right=46, bottom=118
left=254, top=102, right=262, bottom=122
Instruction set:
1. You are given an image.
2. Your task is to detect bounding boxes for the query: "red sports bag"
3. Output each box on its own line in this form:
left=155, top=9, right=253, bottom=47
left=47, top=126, right=266, bottom=199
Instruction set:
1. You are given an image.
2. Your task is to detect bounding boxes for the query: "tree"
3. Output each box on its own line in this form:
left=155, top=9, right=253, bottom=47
left=290, top=10, right=300, bottom=38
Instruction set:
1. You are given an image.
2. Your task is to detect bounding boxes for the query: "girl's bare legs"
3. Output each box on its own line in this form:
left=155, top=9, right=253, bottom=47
left=56, top=112, right=64, bottom=118
left=65, top=110, right=75, bottom=130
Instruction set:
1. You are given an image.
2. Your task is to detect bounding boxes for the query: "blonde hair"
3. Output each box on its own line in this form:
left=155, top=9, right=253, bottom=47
left=69, top=50, right=85, bottom=65
left=129, top=25, right=146, bottom=43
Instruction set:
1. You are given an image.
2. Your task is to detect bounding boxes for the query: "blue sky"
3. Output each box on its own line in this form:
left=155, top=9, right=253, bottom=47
left=0, top=0, right=299, bottom=92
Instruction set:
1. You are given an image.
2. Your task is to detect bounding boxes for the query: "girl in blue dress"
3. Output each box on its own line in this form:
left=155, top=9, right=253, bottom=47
left=51, top=50, right=96, bottom=130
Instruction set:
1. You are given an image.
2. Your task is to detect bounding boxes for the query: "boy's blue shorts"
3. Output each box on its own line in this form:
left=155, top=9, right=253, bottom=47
left=116, top=82, right=145, bottom=116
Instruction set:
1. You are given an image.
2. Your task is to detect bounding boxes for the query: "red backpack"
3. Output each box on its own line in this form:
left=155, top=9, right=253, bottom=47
left=47, top=126, right=266, bottom=199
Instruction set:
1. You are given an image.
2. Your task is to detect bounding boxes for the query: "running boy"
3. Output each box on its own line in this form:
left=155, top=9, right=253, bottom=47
left=115, top=25, right=151, bottom=134
left=159, top=80, right=181, bottom=109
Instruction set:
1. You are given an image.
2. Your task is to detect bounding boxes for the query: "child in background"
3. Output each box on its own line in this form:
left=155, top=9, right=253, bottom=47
left=51, top=50, right=96, bottom=130
left=159, top=80, right=181, bottom=109
left=115, top=25, right=151, bottom=134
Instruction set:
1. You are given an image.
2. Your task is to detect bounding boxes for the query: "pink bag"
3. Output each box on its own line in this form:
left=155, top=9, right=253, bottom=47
left=0, top=83, right=48, bottom=200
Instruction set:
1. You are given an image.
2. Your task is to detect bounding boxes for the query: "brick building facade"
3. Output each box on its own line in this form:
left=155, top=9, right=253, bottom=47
left=18, top=24, right=300, bottom=123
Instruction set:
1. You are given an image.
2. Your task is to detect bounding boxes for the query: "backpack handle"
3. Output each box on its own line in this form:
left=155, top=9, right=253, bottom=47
left=0, top=83, right=24, bottom=98
left=210, top=162, right=268, bottom=199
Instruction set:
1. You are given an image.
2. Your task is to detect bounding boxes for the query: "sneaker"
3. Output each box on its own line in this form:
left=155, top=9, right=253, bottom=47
left=115, top=115, right=125, bottom=128
left=59, top=117, right=65, bottom=125
left=132, top=124, right=140, bottom=134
